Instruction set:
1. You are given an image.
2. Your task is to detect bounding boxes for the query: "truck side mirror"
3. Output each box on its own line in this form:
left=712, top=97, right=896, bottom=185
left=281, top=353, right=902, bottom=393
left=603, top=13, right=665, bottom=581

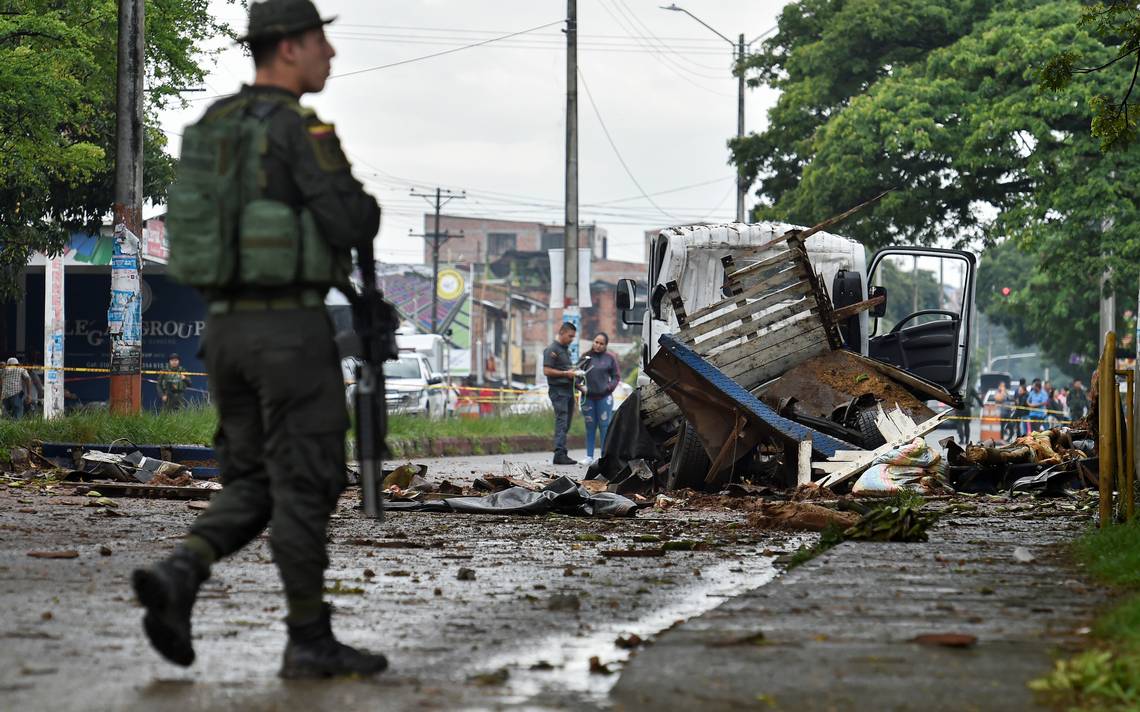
left=870, top=286, right=887, bottom=318
left=616, top=279, right=636, bottom=311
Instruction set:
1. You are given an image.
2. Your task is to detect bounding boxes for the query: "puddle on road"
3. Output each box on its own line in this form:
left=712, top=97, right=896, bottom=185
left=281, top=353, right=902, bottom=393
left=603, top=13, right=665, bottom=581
left=481, top=540, right=804, bottom=708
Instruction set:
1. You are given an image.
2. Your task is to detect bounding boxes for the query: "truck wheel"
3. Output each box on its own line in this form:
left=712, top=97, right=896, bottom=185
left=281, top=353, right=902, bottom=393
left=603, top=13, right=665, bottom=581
left=854, top=407, right=886, bottom=449
left=667, top=421, right=711, bottom=491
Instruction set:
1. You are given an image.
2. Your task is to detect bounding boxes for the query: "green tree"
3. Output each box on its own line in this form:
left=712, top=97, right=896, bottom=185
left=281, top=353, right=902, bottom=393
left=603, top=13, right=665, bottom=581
left=1041, top=1, right=1140, bottom=151
left=735, top=0, right=1140, bottom=369
left=0, top=0, right=234, bottom=300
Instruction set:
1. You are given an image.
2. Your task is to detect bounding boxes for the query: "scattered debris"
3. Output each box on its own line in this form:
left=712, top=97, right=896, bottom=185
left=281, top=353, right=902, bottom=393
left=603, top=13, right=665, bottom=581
left=469, top=668, right=510, bottom=686
left=324, top=581, right=365, bottom=595
left=912, top=633, right=977, bottom=648
left=385, top=476, right=639, bottom=517
left=850, top=437, right=950, bottom=497
left=844, top=501, right=938, bottom=542
left=547, top=593, right=581, bottom=612
left=707, top=631, right=767, bottom=647
left=26, top=550, right=79, bottom=559
left=98, top=545, right=112, bottom=556
left=601, top=548, right=667, bottom=558
left=588, top=656, right=613, bottom=674
left=456, top=567, right=476, bottom=581
left=1013, top=547, right=1036, bottom=564
left=746, top=502, right=860, bottom=532
left=615, top=633, right=644, bottom=649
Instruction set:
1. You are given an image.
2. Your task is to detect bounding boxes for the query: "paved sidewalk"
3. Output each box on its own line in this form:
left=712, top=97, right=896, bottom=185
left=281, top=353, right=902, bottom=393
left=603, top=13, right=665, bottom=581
left=612, top=501, right=1104, bottom=711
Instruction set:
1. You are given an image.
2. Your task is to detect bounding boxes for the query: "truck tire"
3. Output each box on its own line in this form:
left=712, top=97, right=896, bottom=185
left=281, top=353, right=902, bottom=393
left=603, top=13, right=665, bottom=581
left=667, top=421, right=711, bottom=491
left=854, top=407, right=886, bottom=449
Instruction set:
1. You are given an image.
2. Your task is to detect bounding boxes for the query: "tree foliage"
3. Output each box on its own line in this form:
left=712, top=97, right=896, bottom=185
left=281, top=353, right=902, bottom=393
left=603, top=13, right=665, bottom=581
left=1040, top=1, right=1140, bottom=151
left=0, top=0, right=233, bottom=300
left=735, top=0, right=1140, bottom=367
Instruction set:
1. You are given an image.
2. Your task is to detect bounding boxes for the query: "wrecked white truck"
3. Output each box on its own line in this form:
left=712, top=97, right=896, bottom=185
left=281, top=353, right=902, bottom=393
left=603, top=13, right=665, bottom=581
left=607, top=220, right=977, bottom=491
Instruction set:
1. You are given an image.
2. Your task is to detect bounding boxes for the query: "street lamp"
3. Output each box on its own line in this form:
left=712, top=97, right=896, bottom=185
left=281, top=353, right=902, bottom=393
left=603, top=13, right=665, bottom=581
left=661, top=4, right=775, bottom=224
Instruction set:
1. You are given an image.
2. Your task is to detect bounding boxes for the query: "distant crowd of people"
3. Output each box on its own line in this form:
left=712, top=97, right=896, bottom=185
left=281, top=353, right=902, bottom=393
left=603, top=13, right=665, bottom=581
left=985, top=377, right=1089, bottom=440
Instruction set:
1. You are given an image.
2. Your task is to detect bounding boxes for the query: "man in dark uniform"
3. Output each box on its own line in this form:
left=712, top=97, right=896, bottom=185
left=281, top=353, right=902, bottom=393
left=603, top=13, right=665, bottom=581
left=157, top=353, right=191, bottom=411
left=131, top=0, right=388, bottom=679
left=543, top=322, right=581, bottom=465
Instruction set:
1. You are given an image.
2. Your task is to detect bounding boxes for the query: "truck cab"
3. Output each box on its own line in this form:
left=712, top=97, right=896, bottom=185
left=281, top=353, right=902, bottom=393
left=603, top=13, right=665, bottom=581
left=618, top=222, right=976, bottom=397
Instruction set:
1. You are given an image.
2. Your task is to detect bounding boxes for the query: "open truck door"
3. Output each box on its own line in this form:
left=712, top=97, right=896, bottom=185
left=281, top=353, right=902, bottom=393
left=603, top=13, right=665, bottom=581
left=866, top=247, right=977, bottom=393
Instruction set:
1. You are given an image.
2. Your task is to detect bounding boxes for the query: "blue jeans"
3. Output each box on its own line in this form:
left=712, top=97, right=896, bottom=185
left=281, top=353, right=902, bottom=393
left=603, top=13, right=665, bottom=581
left=3, top=394, right=24, bottom=419
left=582, top=395, right=613, bottom=458
left=549, top=388, right=574, bottom=454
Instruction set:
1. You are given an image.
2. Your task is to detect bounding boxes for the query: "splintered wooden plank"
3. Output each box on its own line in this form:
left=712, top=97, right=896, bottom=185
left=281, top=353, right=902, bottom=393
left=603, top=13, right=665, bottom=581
left=874, top=405, right=904, bottom=441
left=888, top=407, right=918, bottom=436
left=679, top=281, right=812, bottom=343
left=827, top=450, right=868, bottom=462
left=729, top=264, right=804, bottom=295
left=814, top=460, right=858, bottom=474
left=684, top=266, right=801, bottom=324
left=694, top=302, right=818, bottom=354
left=723, top=248, right=796, bottom=281
left=816, top=410, right=951, bottom=489
left=719, top=327, right=828, bottom=382
left=725, top=341, right=832, bottom=392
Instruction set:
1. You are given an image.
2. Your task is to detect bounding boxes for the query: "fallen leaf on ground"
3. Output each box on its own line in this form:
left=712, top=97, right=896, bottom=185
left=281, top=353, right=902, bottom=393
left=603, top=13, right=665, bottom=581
left=912, top=633, right=977, bottom=648
left=468, top=668, right=509, bottom=686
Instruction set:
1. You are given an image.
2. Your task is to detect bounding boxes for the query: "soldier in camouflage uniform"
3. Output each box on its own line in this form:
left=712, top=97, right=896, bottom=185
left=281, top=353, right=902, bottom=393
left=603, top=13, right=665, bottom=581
left=132, top=0, right=388, bottom=679
left=157, top=353, right=191, bottom=411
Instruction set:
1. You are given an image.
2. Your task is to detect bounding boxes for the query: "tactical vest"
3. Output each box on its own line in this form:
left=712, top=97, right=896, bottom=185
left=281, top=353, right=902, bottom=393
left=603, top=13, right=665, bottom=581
left=165, top=95, right=351, bottom=291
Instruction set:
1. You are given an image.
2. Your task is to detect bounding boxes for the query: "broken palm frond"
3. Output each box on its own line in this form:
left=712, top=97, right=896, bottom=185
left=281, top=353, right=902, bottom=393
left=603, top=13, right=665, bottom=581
left=844, top=501, right=939, bottom=542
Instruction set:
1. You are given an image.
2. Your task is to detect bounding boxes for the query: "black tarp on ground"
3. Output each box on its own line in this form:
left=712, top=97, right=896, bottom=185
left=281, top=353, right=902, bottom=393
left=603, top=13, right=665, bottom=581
left=584, top=390, right=665, bottom=487
left=384, top=475, right=638, bottom=517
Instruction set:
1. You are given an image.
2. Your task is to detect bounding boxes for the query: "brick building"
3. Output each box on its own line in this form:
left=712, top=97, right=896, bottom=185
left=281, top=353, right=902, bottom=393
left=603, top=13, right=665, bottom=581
left=425, top=215, right=609, bottom=264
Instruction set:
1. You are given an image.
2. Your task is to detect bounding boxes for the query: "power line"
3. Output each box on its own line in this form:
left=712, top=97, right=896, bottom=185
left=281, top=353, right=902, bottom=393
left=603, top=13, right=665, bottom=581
left=189, top=19, right=564, bottom=101
left=577, top=67, right=676, bottom=222
left=331, top=19, right=565, bottom=79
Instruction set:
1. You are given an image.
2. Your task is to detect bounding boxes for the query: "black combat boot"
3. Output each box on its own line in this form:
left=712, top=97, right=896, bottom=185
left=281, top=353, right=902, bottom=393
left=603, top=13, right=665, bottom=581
left=131, top=546, right=210, bottom=666
left=280, top=603, right=389, bottom=679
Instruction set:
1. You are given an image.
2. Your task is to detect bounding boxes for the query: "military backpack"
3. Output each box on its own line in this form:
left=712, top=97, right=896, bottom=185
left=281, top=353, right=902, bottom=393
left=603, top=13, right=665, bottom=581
left=165, top=95, right=350, bottom=290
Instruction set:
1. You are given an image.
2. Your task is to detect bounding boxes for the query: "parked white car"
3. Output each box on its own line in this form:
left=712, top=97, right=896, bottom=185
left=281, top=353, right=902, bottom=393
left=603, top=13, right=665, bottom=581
left=343, top=352, right=448, bottom=418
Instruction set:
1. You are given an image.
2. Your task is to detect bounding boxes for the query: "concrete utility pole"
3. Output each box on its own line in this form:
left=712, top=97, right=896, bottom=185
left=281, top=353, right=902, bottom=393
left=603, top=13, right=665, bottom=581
left=410, top=187, right=465, bottom=333
left=564, top=0, right=581, bottom=360
left=1101, top=266, right=1115, bottom=350
left=110, top=0, right=145, bottom=414
left=736, top=32, right=745, bottom=223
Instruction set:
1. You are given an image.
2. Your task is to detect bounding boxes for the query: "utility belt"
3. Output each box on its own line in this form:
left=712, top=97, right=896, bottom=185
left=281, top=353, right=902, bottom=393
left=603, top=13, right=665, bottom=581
left=208, top=288, right=326, bottom=315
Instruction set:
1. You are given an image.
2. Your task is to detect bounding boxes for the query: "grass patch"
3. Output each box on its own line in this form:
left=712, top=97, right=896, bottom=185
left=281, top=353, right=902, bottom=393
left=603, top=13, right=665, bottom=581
left=0, top=407, right=218, bottom=447
left=1031, top=519, right=1140, bottom=710
left=0, top=408, right=582, bottom=451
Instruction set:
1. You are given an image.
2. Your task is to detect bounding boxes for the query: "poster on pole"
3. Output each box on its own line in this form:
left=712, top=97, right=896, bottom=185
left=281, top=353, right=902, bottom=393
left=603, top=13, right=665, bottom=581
left=43, top=255, right=65, bottom=418
left=108, top=224, right=142, bottom=375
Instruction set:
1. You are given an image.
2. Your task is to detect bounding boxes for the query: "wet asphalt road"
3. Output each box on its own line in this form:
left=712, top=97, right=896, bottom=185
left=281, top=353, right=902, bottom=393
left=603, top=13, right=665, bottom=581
left=0, top=450, right=806, bottom=711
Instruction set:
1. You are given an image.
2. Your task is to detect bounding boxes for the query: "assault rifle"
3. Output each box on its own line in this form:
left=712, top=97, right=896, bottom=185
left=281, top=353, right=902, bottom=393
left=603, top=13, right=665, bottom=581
left=351, top=241, right=399, bottom=519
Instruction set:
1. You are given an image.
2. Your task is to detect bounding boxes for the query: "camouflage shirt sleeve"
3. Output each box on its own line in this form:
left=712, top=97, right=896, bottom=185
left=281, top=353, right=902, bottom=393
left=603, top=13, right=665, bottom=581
left=272, top=106, right=381, bottom=249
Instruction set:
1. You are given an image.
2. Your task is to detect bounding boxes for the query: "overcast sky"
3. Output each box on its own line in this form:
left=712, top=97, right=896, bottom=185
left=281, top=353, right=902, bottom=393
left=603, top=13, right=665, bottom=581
left=158, top=0, right=788, bottom=265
